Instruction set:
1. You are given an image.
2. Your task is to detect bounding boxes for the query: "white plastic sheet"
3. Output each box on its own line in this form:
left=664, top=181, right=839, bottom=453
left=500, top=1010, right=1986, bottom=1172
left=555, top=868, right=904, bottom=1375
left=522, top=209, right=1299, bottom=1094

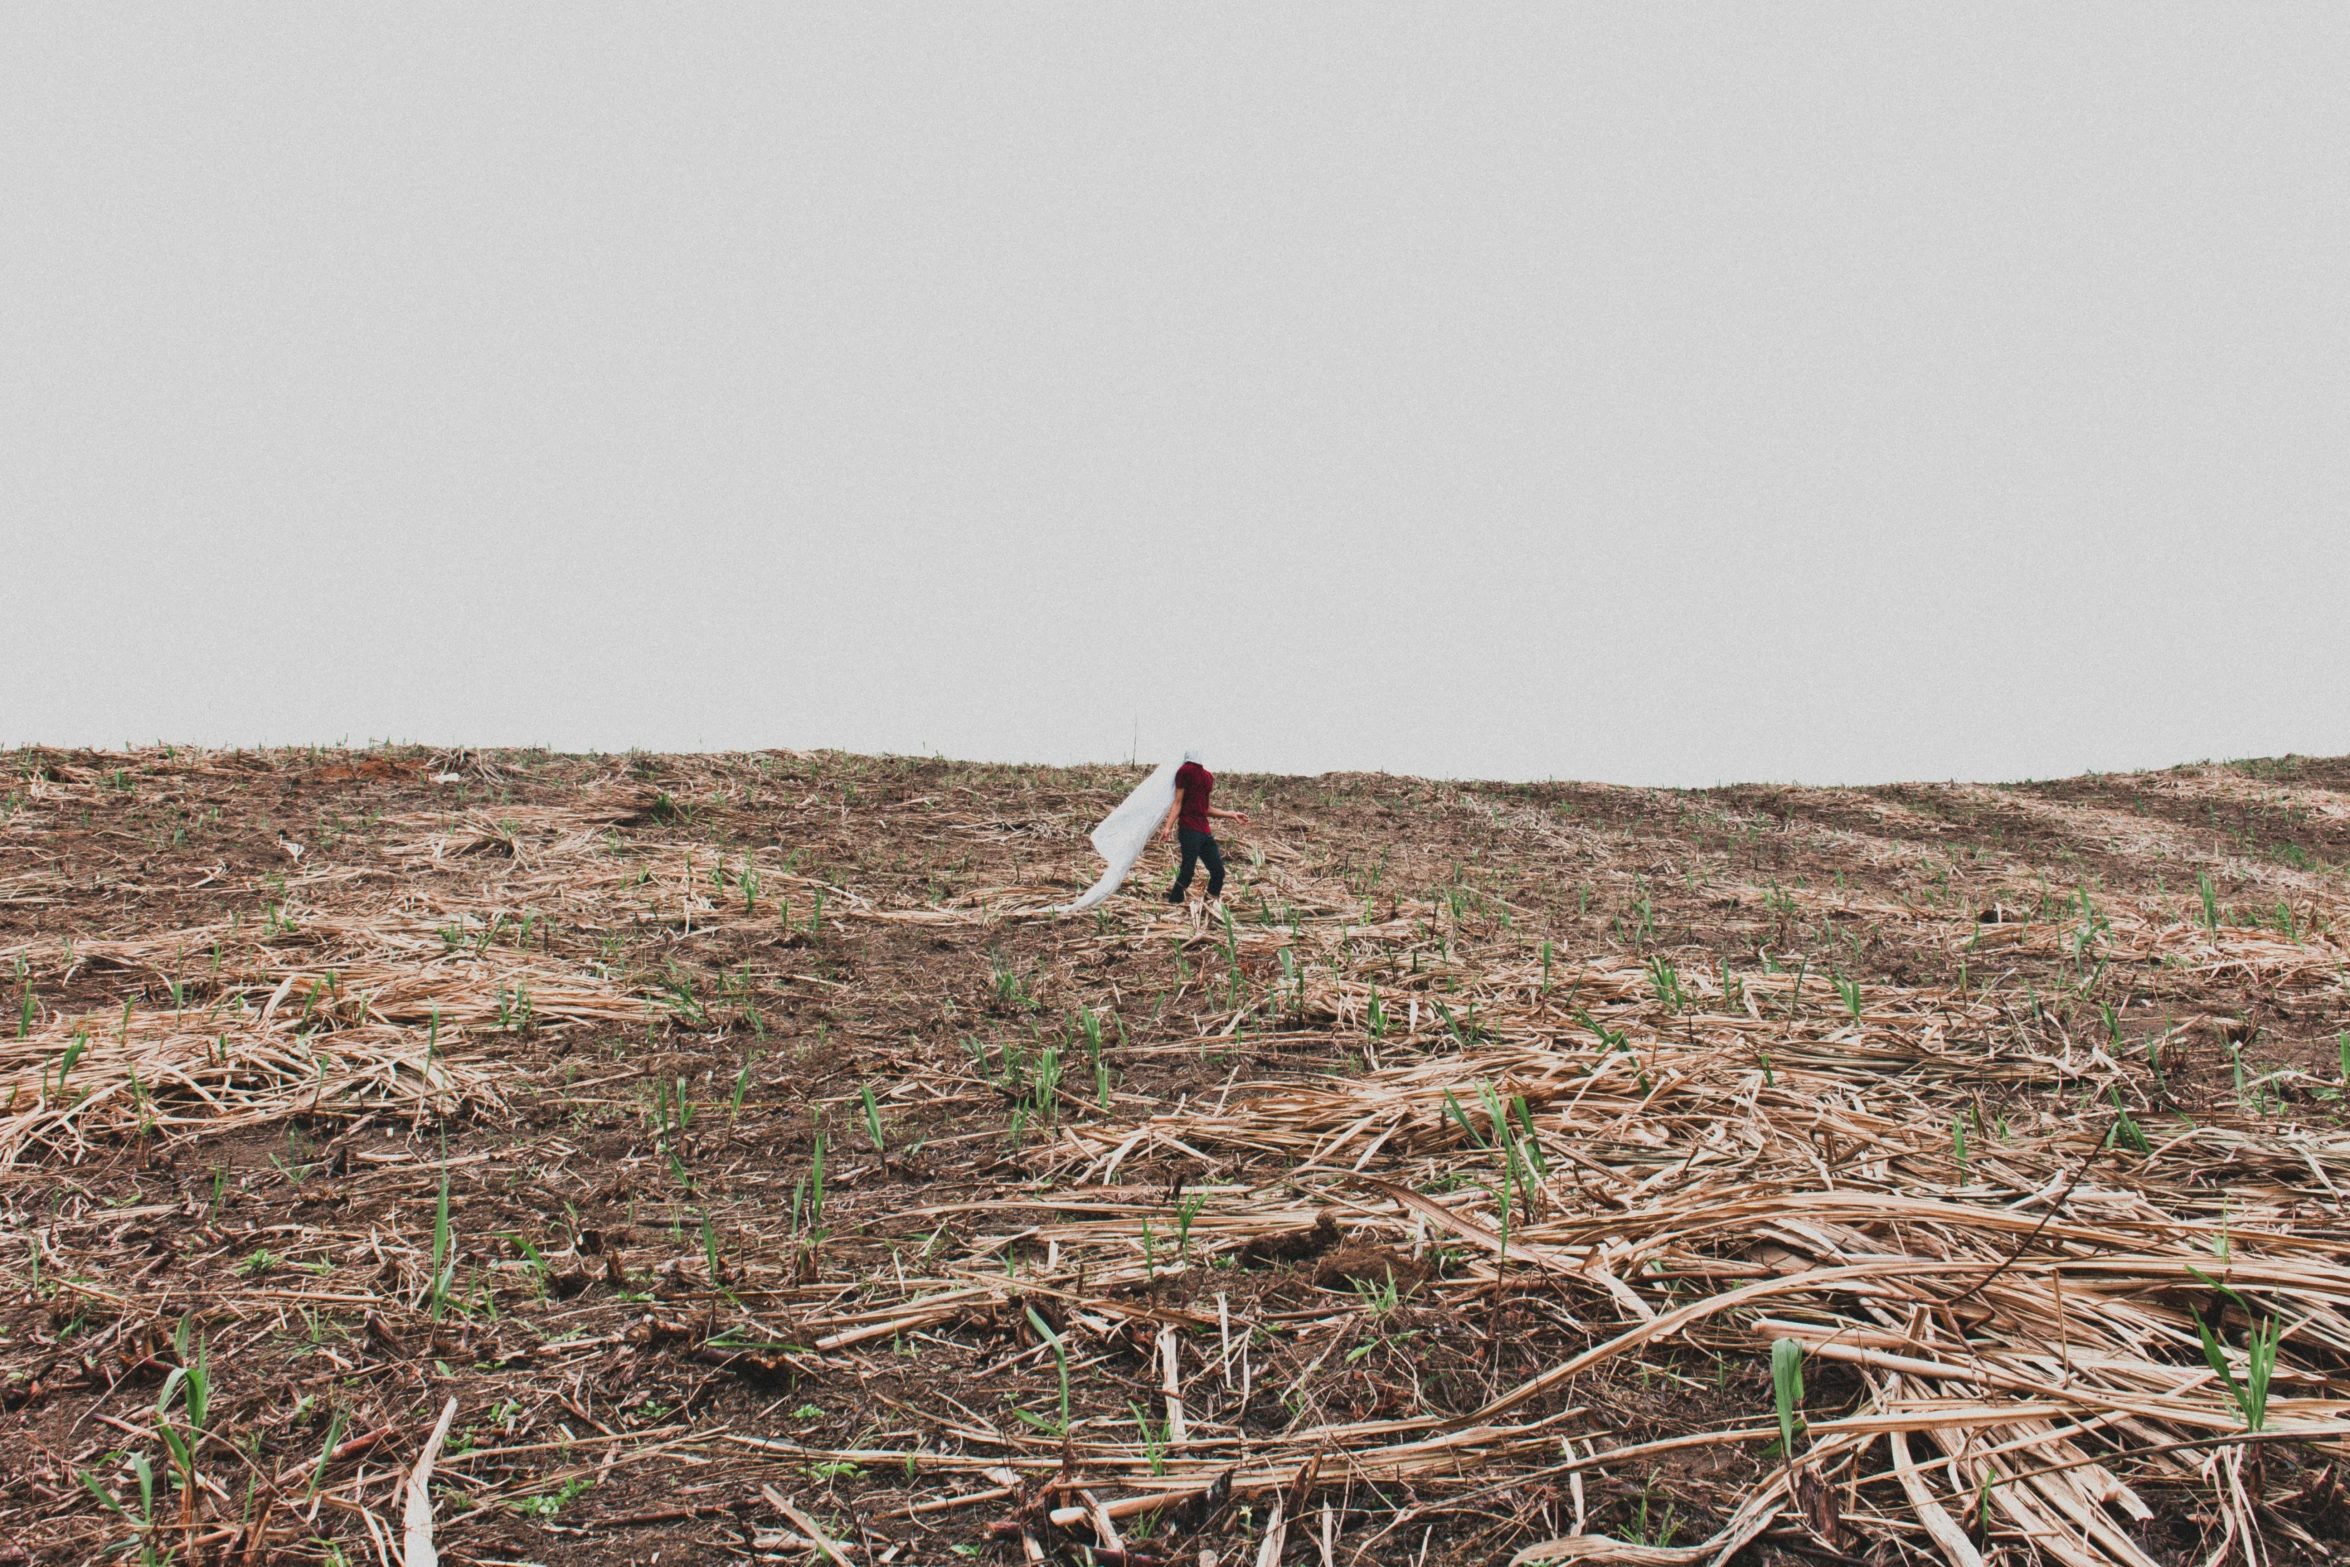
left=1054, top=752, right=1196, bottom=913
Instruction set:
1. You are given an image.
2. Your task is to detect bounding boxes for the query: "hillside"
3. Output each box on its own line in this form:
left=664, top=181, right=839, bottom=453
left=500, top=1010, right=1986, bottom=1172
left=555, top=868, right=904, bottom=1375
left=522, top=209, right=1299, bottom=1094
left=4, top=745, right=2348, bottom=1567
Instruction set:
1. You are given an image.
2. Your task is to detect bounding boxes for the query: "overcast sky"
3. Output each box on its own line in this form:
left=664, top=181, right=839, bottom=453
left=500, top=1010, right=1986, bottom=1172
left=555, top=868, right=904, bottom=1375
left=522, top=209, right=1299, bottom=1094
left=5, top=6, right=2344, bottom=786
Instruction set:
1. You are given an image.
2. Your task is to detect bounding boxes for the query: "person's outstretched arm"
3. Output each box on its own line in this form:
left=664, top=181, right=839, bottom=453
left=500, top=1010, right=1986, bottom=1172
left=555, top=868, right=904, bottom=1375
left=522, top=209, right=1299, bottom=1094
left=1208, top=805, right=1250, bottom=826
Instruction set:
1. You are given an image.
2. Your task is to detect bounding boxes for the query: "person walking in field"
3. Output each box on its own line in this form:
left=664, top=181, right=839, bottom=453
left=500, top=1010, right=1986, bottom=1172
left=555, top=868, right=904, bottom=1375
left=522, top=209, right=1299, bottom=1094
left=1159, top=751, right=1248, bottom=903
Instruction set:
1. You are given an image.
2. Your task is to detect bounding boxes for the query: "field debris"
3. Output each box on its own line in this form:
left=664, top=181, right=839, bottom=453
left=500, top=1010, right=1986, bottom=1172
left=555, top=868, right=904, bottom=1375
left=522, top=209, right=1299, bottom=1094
left=3, top=744, right=2348, bottom=1565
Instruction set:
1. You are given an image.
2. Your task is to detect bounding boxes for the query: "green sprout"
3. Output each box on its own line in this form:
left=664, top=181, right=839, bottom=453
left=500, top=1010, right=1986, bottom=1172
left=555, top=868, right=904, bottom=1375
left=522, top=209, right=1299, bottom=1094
left=2186, top=1269, right=2279, bottom=1433
left=1128, top=1402, right=1169, bottom=1475
left=1770, top=1337, right=1805, bottom=1461
left=428, top=1170, right=455, bottom=1320
left=2108, top=1089, right=2151, bottom=1155
left=1175, top=1191, right=1207, bottom=1262
left=1018, top=1307, right=1071, bottom=1437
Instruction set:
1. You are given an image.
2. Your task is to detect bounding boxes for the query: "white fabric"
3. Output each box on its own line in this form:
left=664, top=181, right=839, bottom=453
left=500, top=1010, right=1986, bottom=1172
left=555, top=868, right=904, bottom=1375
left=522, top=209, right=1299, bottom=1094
left=1054, top=752, right=1198, bottom=913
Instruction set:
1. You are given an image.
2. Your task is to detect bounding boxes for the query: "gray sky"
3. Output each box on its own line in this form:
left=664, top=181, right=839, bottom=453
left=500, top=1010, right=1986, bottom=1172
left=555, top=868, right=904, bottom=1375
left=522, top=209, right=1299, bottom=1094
left=6, top=6, right=2345, bottom=786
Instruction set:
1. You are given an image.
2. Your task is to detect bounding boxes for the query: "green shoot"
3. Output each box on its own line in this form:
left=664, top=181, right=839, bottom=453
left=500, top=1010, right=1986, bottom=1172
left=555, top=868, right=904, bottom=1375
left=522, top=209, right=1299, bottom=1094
left=1128, top=1402, right=1169, bottom=1475
left=1440, top=1089, right=1486, bottom=1148
left=1351, top=1264, right=1405, bottom=1320
left=74, top=1466, right=126, bottom=1521
left=1646, top=956, right=1683, bottom=1011
left=1031, top=1042, right=1062, bottom=1120
left=1630, top=1481, right=1679, bottom=1549
left=1511, top=1095, right=1549, bottom=1177
left=1175, top=1191, right=1206, bottom=1261
left=1770, top=1337, right=1805, bottom=1460
left=308, top=1409, right=349, bottom=1500
left=1021, top=1306, right=1071, bottom=1436
left=809, top=1116, right=827, bottom=1233
left=1483, top=1082, right=1540, bottom=1206
left=78, top=1451, right=161, bottom=1564
left=2186, top=1267, right=2278, bottom=1432
left=2196, top=1312, right=2279, bottom=1433
left=428, top=1170, right=454, bottom=1320
left=55, top=1029, right=88, bottom=1099
left=156, top=1322, right=212, bottom=1495
left=1574, top=1006, right=1648, bottom=1092
left=2108, top=1089, right=2150, bottom=1155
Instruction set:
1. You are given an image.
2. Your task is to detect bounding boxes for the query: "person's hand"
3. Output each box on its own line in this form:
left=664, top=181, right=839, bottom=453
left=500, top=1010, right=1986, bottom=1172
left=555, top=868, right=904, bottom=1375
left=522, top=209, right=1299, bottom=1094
left=1230, top=811, right=1250, bottom=825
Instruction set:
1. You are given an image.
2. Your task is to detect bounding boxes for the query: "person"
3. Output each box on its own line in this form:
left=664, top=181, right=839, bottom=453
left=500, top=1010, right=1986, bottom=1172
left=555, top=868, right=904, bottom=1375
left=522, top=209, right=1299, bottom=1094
left=1158, top=751, right=1248, bottom=903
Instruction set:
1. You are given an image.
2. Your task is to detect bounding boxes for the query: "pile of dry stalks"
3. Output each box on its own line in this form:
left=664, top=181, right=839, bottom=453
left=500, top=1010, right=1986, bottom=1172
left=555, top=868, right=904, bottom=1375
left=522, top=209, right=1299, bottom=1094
left=780, top=859, right=2350, bottom=1567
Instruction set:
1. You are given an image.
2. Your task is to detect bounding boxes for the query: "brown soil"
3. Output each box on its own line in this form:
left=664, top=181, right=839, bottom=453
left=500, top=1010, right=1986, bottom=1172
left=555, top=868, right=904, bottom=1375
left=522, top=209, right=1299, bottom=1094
left=2, top=745, right=2346, bottom=1566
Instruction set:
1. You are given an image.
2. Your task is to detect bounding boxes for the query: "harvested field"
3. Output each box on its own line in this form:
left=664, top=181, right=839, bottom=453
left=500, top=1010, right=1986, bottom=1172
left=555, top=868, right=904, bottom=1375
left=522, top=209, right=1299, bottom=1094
left=4, top=744, right=2349, bottom=1567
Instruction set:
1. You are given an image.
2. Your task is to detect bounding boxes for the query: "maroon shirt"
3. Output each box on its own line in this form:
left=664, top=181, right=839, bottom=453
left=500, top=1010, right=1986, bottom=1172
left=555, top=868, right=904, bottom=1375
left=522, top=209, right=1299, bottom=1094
left=1174, top=761, right=1213, bottom=833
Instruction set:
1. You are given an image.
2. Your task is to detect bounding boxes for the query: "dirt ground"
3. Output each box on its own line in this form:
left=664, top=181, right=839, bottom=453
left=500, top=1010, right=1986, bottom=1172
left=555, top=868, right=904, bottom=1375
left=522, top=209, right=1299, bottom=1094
left=3, top=745, right=2347, bottom=1567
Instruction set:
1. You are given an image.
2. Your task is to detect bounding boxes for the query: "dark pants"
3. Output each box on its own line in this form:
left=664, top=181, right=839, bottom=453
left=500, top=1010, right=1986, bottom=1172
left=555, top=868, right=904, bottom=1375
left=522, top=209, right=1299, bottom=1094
left=1170, top=827, right=1225, bottom=898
